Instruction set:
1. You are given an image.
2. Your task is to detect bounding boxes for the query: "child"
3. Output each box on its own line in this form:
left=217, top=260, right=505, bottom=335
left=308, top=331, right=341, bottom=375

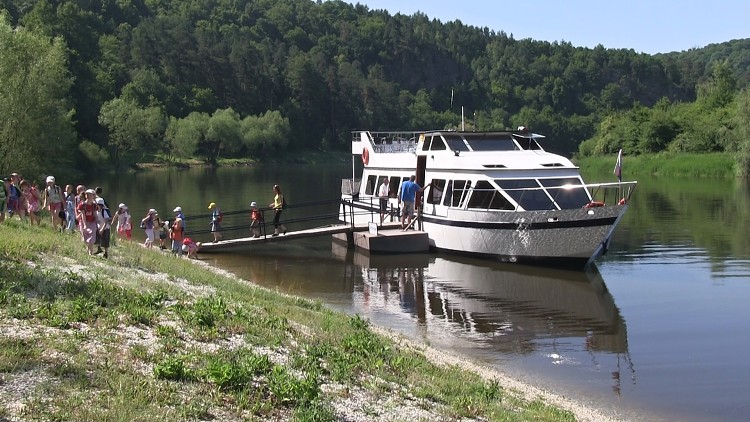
left=111, top=203, right=132, bottom=240
left=63, top=185, right=76, bottom=232
left=181, top=237, right=200, bottom=259
left=208, top=202, right=223, bottom=243
left=170, top=214, right=184, bottom=255
left=77, top=189, right=98, bottom=255
left=140, top=209, right=157, bottom=248
left=250, top=201, right=263, bottom=238
left=158, top=218, right=169, bottom=249
left=96, top=198, right=111, bottom=258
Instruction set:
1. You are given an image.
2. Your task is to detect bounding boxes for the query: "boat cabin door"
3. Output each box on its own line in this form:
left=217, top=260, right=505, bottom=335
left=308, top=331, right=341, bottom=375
left=415, top=155, right=427, bottom=212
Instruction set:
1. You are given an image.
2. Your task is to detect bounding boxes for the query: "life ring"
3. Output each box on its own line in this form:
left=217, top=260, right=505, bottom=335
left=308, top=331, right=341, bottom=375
left=361, top=148, right=369, bottom=165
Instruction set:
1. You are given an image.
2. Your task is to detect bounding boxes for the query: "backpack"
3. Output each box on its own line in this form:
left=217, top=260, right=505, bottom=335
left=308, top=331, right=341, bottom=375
left=216, top=210, right=223, bottom=223
left=282, top=197, right=287, bottom=210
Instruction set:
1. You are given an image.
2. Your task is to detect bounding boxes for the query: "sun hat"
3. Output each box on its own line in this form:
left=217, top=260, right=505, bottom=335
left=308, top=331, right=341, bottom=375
left=208, top=202, right=216, bottom=209
left=173, top=206, right=182, bottom=212
left=95, top=197, right=105, bottom=206
left=46, top=176, right=55, bottom=183
left=250, top=201, right=257, bottom=207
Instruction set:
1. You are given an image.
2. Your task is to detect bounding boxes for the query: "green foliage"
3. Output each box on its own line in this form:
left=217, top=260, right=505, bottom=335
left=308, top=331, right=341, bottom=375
left=98, top=97, right=167, bottom=165
left=240, top=110, right=291, bottom=156
left=78, top=139, right=111, bottom=169
left=153, top=355, right=192, bottom=381
left=0, top=15, right=76, bottom=179
left=4, top=0, right=749, bottom=172
left=733, top=89, right=750, bottom=178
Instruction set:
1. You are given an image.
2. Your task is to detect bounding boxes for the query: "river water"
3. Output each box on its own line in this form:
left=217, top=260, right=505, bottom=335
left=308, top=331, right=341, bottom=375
left=91, top=163, right=750, bottom=421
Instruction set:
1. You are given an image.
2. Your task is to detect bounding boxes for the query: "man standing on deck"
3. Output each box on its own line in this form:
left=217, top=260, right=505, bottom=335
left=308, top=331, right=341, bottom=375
left=378, top=177, right=390, bottom=224
left=399, top=175, right=429, bottom=230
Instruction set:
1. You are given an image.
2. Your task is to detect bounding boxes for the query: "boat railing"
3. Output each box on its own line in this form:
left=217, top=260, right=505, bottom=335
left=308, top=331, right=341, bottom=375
left=353, top=131, right=421, bottom=153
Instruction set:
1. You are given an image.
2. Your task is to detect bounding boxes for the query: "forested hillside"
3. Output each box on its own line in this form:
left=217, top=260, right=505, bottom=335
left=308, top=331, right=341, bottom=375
left=1, top=0, right=749, bottom=178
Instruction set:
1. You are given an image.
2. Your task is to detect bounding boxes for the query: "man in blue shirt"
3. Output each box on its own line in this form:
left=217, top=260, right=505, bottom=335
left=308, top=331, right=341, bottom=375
left=399, top=175, right=429, bottom=230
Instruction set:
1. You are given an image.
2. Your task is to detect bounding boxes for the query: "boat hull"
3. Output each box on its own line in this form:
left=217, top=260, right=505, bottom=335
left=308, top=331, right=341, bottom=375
left=340, top=200, right=626, bottom=267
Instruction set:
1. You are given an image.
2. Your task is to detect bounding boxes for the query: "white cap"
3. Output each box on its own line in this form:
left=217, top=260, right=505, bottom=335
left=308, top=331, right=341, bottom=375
left=118, top=203, right=127, bottom=209
left=173, top=206, right=182, bottom=212
left=85, top=189, right=96, bottom=195
left=46, top=176, right=55, bottom=183
left=95, top=197, right=105, bottom=206
left=148, top=208, right=157, bottom=214
left=250, top=201, right=257, bottom=207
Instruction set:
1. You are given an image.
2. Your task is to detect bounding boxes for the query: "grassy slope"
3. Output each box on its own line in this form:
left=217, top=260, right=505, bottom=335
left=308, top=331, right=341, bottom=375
left=574, top=152, right=735, bottom=179
left=0, top=219, right=574, bottom=422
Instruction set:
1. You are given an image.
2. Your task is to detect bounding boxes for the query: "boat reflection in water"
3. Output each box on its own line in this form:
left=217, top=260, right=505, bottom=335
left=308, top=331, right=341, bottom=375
left=332, top=243, right=634, bottom=395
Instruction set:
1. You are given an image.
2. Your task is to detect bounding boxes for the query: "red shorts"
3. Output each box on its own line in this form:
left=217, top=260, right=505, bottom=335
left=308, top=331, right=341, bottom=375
left=49, top=202, right=62, bottom=213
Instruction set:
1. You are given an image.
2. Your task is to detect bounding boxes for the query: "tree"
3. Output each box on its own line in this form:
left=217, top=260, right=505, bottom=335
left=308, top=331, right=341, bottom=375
left=165, top=112, right=209, bottom=160
left=204, top=108, right=242, bottom=162
left=98, top=97, right=167, bottom=165
left=0, top=15, right=76, bottom=179
left=240, top=110, right=291, bottom=157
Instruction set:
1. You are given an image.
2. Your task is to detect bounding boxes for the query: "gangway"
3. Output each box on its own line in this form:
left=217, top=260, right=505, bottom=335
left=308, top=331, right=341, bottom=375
left=180, top=198, right=421, bottom=253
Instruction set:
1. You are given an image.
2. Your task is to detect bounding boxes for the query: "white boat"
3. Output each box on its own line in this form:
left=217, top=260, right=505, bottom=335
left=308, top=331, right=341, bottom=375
left=339, top=129, right=637, bottom=267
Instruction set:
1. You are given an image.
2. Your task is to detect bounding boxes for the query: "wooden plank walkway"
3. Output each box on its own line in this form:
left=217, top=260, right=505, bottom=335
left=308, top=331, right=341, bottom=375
left=199, top=222, right=403, bottom=252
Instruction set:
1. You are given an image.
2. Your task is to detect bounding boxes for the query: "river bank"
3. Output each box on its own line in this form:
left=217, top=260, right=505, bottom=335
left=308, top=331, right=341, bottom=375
left=574, top=152, right=735, bottom=178
left=0, top=219, right=622, bottom=422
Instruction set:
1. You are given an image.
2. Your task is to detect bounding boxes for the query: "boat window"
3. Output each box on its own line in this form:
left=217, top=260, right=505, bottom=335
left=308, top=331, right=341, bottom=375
left=538, top=178, right=590, bottom=209
left=444, top=180, right=470, bottom=207
left=496, top=179, right=555, bottom=211
left=421, top=137, right=433, bottom=151
left=365, top=175, right=377, bottom=195
left=465, top=134, right=518, bottom=151
left=515, top=137, right=542, bottom=150
left=427, top=179, right=446, bottom=204
left=388, top=176, right=400, bottom=197
left=467, top=181, right=515, bottom=210
left=444, top=135, right=469, bottom=151
left=430, top=136, right=447, bottom=151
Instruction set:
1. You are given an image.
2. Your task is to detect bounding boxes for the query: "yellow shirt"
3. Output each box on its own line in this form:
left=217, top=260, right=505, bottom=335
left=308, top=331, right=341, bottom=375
left=273, top=194, right=283, bottom=209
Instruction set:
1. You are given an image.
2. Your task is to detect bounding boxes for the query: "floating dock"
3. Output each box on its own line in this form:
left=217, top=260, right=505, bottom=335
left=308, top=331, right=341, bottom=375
left=332, top=228, right=429, bottom=254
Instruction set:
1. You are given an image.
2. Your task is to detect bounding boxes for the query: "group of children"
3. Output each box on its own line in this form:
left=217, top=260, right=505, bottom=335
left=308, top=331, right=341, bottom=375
left=137, top=206, right=200, bottom=258
left=0, top=172, right=203, bottom=259
left=2, top=173, right=288, bottom=257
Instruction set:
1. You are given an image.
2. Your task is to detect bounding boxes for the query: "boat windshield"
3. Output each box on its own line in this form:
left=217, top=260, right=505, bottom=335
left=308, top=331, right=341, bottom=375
left=444, top=135, right=470, bottom=151
left=538, top=178, right=591, bottom=209
left=496, top=179, right=554, bottom=211
left=496, top=178, right=591, bottom=210
left=464, top=134, right=518, bottom=151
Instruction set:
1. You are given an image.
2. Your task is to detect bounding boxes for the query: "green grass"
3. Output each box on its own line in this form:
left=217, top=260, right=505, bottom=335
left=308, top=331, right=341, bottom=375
left=0, top=218, right=576, bottom=421
left=575, top=152, right=735, bottom=179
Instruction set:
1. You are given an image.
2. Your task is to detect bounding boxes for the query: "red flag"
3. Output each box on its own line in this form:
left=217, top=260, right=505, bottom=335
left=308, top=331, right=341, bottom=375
left=613, top=149, right=622, bottom=182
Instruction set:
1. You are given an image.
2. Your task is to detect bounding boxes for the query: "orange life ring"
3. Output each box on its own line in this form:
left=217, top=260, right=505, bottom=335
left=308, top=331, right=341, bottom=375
left=361, top=148, right=369, bottom=165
